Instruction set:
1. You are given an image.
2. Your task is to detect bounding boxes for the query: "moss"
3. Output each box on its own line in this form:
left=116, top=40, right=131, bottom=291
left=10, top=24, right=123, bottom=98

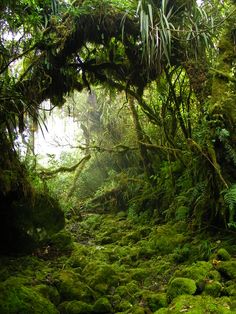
left=93, top=297, right=112, bottom=313
left=0, top=276, right=58, bottom=314
left=132, top=306, right=145, bottom=314
left=148, top=225, right=186, bottom=255
left=167, top=277, right=197, bottom=302
left=68, top=243, right=90, bottom=268
left=130, top=267, right=150, bottom=281
left=117, top=300, right=133, bottom=311
left=53, top=270, right=95, bottom=302
left=155, top=295, right=233, bottom=313
left=217, top=261, right=236, bottom=279
left=173, top=261, right=213, bottom=289
left=208, top=270, right=221, bottom=281
left=141, top=292, right=167, bottom=312
left=58, top=300, right=93, bottom=314
left=217, top=248, right=231, bottom=261
left=83, top=263, right=120, bottom=289
left=203, top=281, right=222, bottom=297
left=33, top=284, right=60, bottom=305
left=225, top=280, right=236, bottom=296
left=49, top=230, right=74, bottom=253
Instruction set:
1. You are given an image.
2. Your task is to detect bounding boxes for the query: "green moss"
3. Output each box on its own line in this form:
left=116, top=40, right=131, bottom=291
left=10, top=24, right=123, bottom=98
left=117, top=300, right=133, bottom=311
left=225, top=280, right=236, bottom=296
left=53, top=270, right=95, bottom=302
left=217, top=249, right=231, bottom=261
left=144, top=293, right=167, bottom=311
left=84, top=263, right=119, bottom=289
left=58, top=300, right=93, bottom=314
left=33, top=284, right=60, bottom=305
left=155, top=295, right=233, bottom=313
left=148, top=224, right=186, bottom=255
left=203, top=281, right=222, bottom=297
left=49, top=230, right=74, bottom=253
left=68, top=243, right=90, bottom=268
left=217, top=261, right=236, bottom=279
left=93, top=297, right=112, bottom=313
left=132, top=306, right=145, bottom=314
left=0, top=276, right=58, bottom=314
left=130, top=267, right=150, bottom=281
left=167, top=277, right=197, bottom=302
left=173, top=261, right=213, bottom=288
left=208, top=270, right=221, bottom=281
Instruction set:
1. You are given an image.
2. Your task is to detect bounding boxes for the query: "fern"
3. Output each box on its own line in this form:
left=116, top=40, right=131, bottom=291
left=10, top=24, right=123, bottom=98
left=225, top=142, right=236, bottom=166
left=223, top=184, right=236, bottom=227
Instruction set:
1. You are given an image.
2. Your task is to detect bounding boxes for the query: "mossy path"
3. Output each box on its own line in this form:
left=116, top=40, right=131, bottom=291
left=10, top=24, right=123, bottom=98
left=0, top=211, right=236, bottom=313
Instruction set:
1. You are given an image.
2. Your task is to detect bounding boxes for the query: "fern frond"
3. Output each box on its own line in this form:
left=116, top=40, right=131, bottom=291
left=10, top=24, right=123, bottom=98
left=223, top=183, right=236, bottom=225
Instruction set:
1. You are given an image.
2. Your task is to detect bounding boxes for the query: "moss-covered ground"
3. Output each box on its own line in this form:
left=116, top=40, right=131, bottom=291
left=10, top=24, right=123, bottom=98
left=0, top=210, right=236, bottom=313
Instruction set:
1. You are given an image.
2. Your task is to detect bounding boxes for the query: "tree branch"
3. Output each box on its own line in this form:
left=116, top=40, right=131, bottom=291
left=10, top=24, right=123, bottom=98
left=38, top=154, right=91, bottom=178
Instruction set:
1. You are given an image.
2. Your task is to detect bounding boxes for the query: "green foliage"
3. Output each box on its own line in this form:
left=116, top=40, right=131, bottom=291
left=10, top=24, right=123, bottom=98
left=223, top=184, right=236, bottom=228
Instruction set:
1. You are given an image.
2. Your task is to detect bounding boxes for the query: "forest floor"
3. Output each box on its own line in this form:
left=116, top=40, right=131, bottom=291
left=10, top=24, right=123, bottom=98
left=0, top=210, right=236, bottom=313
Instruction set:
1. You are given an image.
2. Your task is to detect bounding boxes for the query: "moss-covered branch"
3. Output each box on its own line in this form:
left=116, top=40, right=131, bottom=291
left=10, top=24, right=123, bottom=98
left=38, top=154, right=91, bottom=178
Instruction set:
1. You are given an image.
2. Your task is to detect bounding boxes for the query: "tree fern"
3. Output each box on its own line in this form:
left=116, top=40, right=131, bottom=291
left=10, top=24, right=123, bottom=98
left=223, top=184, right=236, bottom=228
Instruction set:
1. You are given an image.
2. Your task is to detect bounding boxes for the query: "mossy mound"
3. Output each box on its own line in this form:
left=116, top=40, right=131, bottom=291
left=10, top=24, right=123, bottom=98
left=203, top=281, right=222, bottom=297
left=0, top=276, right=59, bottom=314
left=216, top=248, right=231, bottom=261
left=216, top=260, right=236, bottom=279
left=33, top=284, right=60, bottom=305
left=49, top=230, right=74, bottom=254
left=167, top=277, right=197, bottom=302
left=93, top=297, right=113, bottom=313
left=58, top=300, right=93, bottom=314
left=173, top=261, right=213, bottom=289
left=1, top=212, right=236, bottom=314
left=155, top=295, right=233, bottom=313
left=53, top=270, right=95, bottom=302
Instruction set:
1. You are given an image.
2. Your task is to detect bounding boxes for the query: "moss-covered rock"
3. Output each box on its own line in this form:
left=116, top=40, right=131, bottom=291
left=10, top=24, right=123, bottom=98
left=203, top=281, right=222, bottom=297
left=83, top=262, right=120, bottom=290
left=0, top=276, right=59, bottom=314
left=173, top=261, right=213, bottom=289
left=225, top=280, right=236, bottom=296
left=58, top=300, right=93, bottom=314
left=167, top=277, right=197, bottom=302
left=144, top=292, right=167, bottom=311
left=34, top=284, right=60, bottom=305
left=216, top=261, right=236, bottom=279
left=49, top=230, right=74, bottom=253
left=53, top=270, right=95, bottom=302
left=217, top=248, right=231, bottom=261
left=93, top=297, right=112, bottom=313
left=155, top=295, right=233, bottom=313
